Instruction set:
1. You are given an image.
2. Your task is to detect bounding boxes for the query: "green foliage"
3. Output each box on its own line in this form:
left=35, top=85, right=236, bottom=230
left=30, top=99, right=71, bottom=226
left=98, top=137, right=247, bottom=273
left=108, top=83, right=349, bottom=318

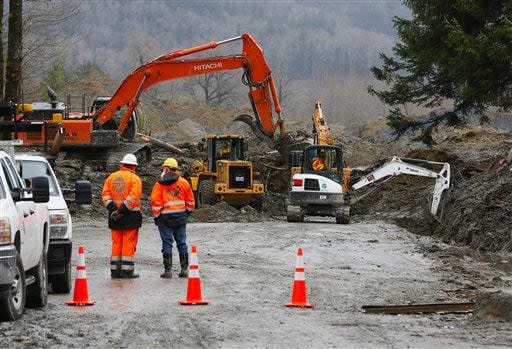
left=40, top=56, right=69, bottom=99
left=136, top=109, right=151, bottom=135
left=370, top=0, right=512, bottom=143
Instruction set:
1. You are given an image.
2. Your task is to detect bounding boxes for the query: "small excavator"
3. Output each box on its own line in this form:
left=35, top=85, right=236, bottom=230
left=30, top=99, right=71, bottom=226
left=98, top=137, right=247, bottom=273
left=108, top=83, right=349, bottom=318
left=5, top=33, right=288, bottom=169
left=287, top=102, right=451, bottom=224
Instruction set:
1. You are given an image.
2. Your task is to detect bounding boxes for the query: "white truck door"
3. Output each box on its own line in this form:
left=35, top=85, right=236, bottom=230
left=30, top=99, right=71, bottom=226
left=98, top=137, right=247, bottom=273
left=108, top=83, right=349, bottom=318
left=0, top=157, right=38, bottom=268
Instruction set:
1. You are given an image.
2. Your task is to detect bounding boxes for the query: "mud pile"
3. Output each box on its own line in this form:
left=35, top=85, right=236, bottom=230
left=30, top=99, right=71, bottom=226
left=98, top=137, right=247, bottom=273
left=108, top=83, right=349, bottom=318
left=434, top=164, right=512, bottom=252
left=350, top=122, right=512, bottom=252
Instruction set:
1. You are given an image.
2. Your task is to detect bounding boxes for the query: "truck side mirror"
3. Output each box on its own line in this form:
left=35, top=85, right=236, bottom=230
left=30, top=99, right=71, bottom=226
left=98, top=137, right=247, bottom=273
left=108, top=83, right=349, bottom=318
left=31, top=176, right=50, bottom=203
left=74, top=181, right=92, bottom=205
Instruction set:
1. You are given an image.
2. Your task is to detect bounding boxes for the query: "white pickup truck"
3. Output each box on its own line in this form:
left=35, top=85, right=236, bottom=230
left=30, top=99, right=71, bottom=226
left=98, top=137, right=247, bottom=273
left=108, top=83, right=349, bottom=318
left=0, top=148, right=50, bottom=321
left=15, top=154, right=92, bottom=294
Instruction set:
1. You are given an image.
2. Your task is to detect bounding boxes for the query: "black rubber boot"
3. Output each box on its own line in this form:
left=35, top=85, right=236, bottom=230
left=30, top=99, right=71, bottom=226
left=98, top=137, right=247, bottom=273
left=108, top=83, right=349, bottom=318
left=111, top=262, right=122, bottom=279
left=178, top=252, right=189, bottom=278
left=160, top=253, right=172, bottom=279
left=121, top=270, right=140, bottom=279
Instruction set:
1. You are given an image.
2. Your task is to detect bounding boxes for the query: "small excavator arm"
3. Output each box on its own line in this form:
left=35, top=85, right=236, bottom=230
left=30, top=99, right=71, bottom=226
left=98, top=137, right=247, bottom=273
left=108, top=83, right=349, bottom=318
left=350, top=157, right=451, bottom=221
left=311, top=102, right=334, bottom=145
left=93, top=34, right=284, bottom=139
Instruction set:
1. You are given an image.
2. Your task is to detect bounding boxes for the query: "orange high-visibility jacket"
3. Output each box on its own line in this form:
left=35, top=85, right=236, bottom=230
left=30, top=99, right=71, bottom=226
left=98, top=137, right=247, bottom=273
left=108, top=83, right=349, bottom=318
left=150, top=176, right=195, bottom=217
left=312, top=158, right=325, bottom=171
left=102, top=166, right=142, bottom=211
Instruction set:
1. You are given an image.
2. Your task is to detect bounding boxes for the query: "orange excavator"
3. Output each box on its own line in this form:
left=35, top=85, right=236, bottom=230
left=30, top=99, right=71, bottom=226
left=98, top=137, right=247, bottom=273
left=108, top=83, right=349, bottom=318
left=10, top=34, right=285, bottom=166
left=94, top=33, right=285, bottom=141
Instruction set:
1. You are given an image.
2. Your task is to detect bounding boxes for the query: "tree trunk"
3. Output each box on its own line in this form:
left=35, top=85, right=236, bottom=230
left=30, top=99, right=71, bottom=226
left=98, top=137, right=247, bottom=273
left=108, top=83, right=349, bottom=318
left=0, top=0, right=5, bottom=101
left=5, top=0, right=23, bottom=102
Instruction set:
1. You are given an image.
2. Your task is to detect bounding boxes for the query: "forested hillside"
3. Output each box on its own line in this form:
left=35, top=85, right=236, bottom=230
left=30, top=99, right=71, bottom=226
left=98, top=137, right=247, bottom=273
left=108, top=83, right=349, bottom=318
left=26, top=1, right=408, bottom=128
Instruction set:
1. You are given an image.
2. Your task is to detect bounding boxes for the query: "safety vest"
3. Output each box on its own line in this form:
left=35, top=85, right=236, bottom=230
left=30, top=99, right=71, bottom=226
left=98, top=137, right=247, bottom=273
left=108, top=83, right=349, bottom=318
left=312, top=158, right=325, bottom=171
left=150, top=176, right=195, bottom=217
left=102, top=166, right=142, bottom=211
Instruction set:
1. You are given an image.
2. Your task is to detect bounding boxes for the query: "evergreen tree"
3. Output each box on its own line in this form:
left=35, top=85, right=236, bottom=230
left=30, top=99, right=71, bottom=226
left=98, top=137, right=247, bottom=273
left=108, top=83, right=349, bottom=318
left=41, top=57, right=69, bottom=97
left=369, top=1, right=512, bottom=144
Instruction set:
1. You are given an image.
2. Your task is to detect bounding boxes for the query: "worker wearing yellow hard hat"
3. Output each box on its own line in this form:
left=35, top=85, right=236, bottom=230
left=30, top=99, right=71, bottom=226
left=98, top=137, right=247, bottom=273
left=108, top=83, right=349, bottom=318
left=150, top=157, right=195, bottom=278
left=161, top=157, right=178, bottom=169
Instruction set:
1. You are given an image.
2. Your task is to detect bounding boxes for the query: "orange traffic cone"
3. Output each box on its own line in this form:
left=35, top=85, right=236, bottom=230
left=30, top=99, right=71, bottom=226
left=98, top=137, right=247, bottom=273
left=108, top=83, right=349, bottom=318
left=66, top=246, right=95, bottom=306
left=179, top=245, right=209, bottom=305
left=285, top=247, right=313, bottom=308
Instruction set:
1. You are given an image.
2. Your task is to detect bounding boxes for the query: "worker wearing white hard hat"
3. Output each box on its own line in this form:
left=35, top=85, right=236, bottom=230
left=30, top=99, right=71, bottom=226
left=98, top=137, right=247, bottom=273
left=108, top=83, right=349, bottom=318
left=101, top=153, right=143, bottom=278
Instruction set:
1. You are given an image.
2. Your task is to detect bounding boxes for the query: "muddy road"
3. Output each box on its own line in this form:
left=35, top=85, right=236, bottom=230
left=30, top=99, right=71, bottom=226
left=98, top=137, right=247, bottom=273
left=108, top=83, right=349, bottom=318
left=1, top=218, right=511, bottom=348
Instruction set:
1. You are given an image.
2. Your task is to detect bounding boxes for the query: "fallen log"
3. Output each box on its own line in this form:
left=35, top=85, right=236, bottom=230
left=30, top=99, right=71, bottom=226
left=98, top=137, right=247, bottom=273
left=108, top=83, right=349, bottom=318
left=136, top=133, right=184, bottom=155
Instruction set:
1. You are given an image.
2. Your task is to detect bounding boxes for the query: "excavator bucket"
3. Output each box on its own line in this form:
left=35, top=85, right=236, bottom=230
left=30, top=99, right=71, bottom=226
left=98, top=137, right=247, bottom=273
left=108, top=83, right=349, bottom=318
left=233, top=114, right=311, bottom=158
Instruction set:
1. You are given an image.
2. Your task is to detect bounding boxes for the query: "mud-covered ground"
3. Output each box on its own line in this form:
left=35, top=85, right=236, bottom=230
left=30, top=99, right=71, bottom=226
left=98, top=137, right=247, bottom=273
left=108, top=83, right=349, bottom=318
left=1, top=217, right=511, bottom=348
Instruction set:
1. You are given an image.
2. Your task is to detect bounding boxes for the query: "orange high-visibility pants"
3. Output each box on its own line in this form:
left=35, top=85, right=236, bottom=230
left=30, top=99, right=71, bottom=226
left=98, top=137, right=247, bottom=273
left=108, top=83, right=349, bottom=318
left=111, top=229, right=139, bottom=272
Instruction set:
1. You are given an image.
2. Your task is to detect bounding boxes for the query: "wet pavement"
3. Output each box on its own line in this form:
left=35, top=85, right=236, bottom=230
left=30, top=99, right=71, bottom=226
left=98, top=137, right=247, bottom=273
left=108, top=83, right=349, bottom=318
left=1, top=218, right=511, bottom=348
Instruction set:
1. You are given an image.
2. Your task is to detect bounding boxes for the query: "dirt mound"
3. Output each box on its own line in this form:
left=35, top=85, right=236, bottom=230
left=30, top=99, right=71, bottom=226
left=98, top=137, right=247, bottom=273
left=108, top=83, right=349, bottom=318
left=477, top=291, right=512, bottom=321
left=434, top=164, right=512, bottom=252
left=189, top=202, right=272, bottom=223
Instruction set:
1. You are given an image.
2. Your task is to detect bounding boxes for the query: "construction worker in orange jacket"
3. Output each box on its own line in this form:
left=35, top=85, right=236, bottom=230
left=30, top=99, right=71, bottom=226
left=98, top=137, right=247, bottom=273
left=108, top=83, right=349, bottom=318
left=312, top=151, right=327, bottom=171
left=150, top=157, right=195, bottom=278
left=102, top=154, right=143, bottom=279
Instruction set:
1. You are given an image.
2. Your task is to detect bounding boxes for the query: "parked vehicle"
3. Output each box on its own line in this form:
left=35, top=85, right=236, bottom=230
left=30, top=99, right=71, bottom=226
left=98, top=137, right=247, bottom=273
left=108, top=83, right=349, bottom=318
left=15, top=154, right=91, bottom=294
left=0, top=147, right=50, bottom=321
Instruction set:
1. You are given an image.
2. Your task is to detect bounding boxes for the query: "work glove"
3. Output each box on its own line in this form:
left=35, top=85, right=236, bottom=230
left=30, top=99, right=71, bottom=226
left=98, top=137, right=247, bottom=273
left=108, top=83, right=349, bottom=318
left=154, top=216, right=160, bottom=225
left=111, top=210, right=124, bottom=221
left=106, top=202, right=117, bottom=213
left=186, top=210, right=192, bottom=217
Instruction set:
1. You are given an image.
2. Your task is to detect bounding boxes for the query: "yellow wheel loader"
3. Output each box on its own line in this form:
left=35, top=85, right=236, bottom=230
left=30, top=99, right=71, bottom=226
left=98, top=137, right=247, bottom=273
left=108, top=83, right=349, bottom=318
left=187, top=135, right=264, bottom=211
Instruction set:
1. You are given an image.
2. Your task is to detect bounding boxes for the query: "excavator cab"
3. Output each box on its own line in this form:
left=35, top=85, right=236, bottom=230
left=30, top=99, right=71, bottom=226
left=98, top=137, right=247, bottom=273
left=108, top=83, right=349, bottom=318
left=302, top=145, right=343, bottom=184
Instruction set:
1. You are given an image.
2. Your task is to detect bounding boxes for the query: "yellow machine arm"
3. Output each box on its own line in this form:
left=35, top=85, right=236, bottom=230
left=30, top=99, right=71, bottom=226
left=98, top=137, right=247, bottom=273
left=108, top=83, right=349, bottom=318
left=312, top=102, right=334, bottom=145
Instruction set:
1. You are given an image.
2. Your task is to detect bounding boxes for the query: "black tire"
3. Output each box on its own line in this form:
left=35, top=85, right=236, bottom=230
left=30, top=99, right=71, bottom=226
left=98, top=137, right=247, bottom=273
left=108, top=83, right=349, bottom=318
left=51, top=261, right=71, bottom=294
left=26, top=249, right=48, bottom=308
left=0, top=252, right=26, bottom=321
left=198, top=180, right=218, bottom=207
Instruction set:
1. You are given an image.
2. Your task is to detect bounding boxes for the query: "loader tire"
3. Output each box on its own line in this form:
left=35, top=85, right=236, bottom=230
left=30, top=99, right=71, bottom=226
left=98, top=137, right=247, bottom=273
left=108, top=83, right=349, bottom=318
left=198, top=180, right=218, bottom=207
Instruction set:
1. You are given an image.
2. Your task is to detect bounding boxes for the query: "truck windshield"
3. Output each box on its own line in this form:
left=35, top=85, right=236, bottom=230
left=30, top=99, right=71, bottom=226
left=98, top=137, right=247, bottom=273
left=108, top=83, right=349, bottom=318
left=16, top=160, right=59, bottom=197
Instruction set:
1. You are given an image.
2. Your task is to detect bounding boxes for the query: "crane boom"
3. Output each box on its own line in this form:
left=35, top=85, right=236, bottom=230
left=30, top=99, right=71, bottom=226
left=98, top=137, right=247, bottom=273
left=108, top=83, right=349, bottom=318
left=93, top=34, right=284, bottom=139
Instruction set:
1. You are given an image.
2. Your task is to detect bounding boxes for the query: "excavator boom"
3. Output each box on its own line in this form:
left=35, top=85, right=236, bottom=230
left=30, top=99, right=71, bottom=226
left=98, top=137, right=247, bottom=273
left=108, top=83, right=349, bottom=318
left=350, top=157, right=451, bottom=221
left=312, top=102, right=334, bottom=145
left=94, top=34, right=284, bottom=139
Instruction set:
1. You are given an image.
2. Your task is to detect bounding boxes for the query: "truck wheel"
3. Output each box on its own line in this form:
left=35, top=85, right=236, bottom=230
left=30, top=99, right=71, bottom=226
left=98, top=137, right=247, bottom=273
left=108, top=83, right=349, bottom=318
left=287, top=205, right=304, bottom=222
left=51, top=261, right=71, bottom=294
left=26, top=249, right=48, bottom=308
left=335, top=205, right=351, bottom=224
left=0, top=252, right=26, bottom=321
left=198, top=180, right=217, bottom=207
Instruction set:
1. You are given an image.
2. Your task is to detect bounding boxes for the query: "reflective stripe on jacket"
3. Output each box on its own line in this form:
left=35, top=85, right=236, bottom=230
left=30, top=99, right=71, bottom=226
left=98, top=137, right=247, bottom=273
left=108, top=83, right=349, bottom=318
left=102, top=166, right=142, bottom=211
left=102, top=166, right=143, bottom=230
left=150, top=176, right=195, bottom=218
left=312, top=158, right=325, bottom=171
